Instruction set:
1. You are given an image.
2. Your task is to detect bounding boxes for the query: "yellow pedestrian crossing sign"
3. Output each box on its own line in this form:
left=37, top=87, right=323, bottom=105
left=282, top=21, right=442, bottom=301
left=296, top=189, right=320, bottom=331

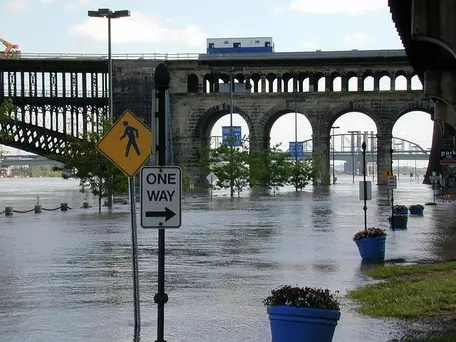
left=97, top=109, right=152, bottom=178
left=383, top=169, right=392, bottom=177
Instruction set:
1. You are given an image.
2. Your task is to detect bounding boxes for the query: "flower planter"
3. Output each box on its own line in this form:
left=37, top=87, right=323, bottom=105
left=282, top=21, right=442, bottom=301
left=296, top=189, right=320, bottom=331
left=388, top=217, right=408, bottom=229
left=393, top=209, right=408, bottom=215
left=409, top=208, right=424, bottom=216
left=267, top=305, right=341, bottom=342
left=355, top=236, right=386, bottom=261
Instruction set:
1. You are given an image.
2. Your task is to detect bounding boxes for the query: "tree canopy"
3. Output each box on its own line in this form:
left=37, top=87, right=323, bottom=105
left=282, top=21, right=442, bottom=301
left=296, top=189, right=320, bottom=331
left=200, top=138, right=316, bottom=195
left=52, top=116, right=128, bottom=211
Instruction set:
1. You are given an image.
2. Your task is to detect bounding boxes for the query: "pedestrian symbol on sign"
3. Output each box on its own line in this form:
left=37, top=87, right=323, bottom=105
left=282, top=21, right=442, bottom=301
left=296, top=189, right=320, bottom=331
left=96, top=109, right=152, bottom=178
left=120, top=121, right=141, bottom=157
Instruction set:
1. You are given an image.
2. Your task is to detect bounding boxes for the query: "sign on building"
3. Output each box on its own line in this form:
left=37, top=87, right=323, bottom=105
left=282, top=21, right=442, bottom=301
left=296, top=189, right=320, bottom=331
left=222, top=126, right=242, bottom=146
left=440, top=149, right=456, bottom=164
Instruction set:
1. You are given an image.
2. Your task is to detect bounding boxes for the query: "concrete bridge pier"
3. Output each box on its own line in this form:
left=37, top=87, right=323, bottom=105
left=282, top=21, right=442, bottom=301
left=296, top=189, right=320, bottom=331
left=184, top=139, right=204, bottom=188
left=376, top=133, right=393, bottom=185
left=312, top=134, right=331, bottom=185
left=424, top=120, right=446, bottom=184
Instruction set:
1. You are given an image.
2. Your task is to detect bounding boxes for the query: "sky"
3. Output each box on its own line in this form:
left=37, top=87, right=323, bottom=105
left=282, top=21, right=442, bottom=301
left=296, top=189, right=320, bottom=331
left=0, top=0, right=434, bottom=166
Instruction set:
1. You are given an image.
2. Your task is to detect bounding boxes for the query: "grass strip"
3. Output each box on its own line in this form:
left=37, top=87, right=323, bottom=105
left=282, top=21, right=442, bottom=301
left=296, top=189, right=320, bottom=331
left=362, top=261, right=456, bottom=280
left=404, top=332, right=456, bottom=342
left=348, top=261, right=456, bottom=318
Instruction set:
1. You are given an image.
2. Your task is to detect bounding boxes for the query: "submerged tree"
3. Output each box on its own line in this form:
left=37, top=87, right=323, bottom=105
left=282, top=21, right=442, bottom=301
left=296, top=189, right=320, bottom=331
left=250, top=143, right=291, bottom=194
left=312, top=150, right=331, bottom=185
left=288, top=157, right=314, bottom=191
left=200, top=136, right=250, bottom=196
left=52, top=115, right=128, bottom=211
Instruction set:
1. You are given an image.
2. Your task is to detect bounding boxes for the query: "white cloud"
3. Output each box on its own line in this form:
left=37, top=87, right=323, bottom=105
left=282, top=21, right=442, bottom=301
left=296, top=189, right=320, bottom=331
left=4, top=0, right=28, bottom=11
left=289, top=0, right=386, bottom=15
left=343, top=33, right=371, bottom=45
left=69, top=12, right=207, bottom=47
left=298, top=41, right=320, bottom=51
left=62, top=3, right=75, bottom=10
left=4, top=0, right=59, bottom=12
left=272, top=5, right=287, bottom=14
left=62, top=0, right=88, bottom=10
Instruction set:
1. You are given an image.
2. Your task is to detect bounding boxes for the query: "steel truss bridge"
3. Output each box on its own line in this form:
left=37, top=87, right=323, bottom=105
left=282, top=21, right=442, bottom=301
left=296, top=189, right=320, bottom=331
left=210, top=133, right=430, bottom=162
left=0, top=155, right=63, bottom=167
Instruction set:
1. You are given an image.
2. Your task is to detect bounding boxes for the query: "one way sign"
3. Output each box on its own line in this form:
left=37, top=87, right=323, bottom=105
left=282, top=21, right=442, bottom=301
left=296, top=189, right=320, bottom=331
left=141, top=166, right=182, bottom=229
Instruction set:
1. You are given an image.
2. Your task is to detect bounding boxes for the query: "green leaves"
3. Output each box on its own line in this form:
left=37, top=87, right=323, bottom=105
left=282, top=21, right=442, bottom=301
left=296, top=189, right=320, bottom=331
left=0, top=99, right=16, bottom=141
left=201, top=139, right=317, bottom=194
left=51, top=114, right=128, bottom=211
left=0, top=98, right=15, bottom=120
left=289, top=158, right=314, bottom=191
left=353, top=227, right=387, bottom=241
left=249, top=143, right=291, bottom=193
left=263, top=285, right=340, bottom=311
left=201, top=140, right=250, bottom=196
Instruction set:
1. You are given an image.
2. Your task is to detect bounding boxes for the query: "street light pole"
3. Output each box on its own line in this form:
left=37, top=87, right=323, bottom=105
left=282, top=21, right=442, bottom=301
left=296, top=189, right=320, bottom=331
left=294, top=86, right=298, bottom=191
left=88, top=8, right=130, bottom=209
left=108, top=16, right=112, bottom=123
left=390, top=148, right=395, bottom=229
left=229, top=68, right=234, bottom=198
left=332, top=126, right=340, bottom=184
left=348, top=130, right=360, bottom=184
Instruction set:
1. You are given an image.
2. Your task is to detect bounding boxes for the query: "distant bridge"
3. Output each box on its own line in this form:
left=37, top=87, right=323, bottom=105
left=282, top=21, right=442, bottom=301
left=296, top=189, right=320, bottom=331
left=211, top=134, right=430, bottom=162
left=0, top=155, right=63, bottom=167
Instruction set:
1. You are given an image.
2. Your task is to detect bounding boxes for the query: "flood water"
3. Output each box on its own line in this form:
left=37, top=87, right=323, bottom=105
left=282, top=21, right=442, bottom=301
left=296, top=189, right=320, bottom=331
left=0, top=175, right=455, bottom=342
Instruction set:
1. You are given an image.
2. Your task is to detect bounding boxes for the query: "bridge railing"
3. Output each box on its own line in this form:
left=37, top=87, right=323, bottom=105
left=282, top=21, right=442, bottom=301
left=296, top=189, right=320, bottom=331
left=15, top=53, right=201, bottom=61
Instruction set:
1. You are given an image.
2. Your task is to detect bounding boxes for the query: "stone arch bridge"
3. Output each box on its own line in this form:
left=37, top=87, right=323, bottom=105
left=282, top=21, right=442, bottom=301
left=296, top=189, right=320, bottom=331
left=0, top=50, right=435, bottom=185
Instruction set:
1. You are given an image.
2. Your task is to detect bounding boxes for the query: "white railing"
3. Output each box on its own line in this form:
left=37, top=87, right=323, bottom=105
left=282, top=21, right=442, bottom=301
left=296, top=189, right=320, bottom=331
left=13, top=52, right=200, bottom=61
left=2, top=49, right=408, bottom=62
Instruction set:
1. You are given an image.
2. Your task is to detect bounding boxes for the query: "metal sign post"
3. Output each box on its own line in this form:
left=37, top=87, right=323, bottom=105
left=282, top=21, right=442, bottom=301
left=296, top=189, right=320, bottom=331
left=129, top=176, right=141, bottom=341
left=153, top=63, right=170, bottom=342
left=96, top=109, right=148, bottom=342
left=206, top=172, right=218, bottom=201
left=362, top=142, right=368, bottom=231
left=390, top=148, right=395, bottom=228
left=429, top=174, right=440, bottom=204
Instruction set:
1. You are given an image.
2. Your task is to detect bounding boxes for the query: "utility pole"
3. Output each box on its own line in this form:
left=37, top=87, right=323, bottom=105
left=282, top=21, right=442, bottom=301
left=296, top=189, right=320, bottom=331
left=88, top=8, right=130, bottom=209
left=229, top=68, right=234, bottom=198
left=348, top=130, right=360, bottom=184
left=332, top=126, right=340, bottom=184
left=294, top=86, right=298, bottom=191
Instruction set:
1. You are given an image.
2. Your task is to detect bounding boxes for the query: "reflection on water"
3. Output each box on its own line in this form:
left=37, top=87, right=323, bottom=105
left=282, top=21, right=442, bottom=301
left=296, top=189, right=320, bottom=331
left=0, top=176, right=455, bottom=341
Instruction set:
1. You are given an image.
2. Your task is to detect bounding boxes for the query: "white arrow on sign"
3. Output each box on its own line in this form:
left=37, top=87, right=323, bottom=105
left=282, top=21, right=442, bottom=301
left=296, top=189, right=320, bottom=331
left=206, top=172, right=218, bottom=184
left=141, top=166, right=182, bottom=229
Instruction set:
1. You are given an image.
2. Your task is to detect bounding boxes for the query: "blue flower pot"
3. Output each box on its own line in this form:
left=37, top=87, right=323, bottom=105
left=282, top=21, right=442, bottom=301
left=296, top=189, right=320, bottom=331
left=393, top=209, right=408, bottom=215
left=355, top=236, right=386, bottom=261
left=388, top=217, right=408, bottom=229
left=267, top=305, right=341, bottom=342
left=409, top=208, right=424, bottom=216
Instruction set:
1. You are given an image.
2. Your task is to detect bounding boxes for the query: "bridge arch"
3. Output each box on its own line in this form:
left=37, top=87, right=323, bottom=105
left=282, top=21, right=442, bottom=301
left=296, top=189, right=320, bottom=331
left=192, top=104, right=255, bottom=144
left=259, top=105, right=313, bottom=148
left=391, top=101, right=434, bottom=127
left=326, top=104, right=381, bottom=136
